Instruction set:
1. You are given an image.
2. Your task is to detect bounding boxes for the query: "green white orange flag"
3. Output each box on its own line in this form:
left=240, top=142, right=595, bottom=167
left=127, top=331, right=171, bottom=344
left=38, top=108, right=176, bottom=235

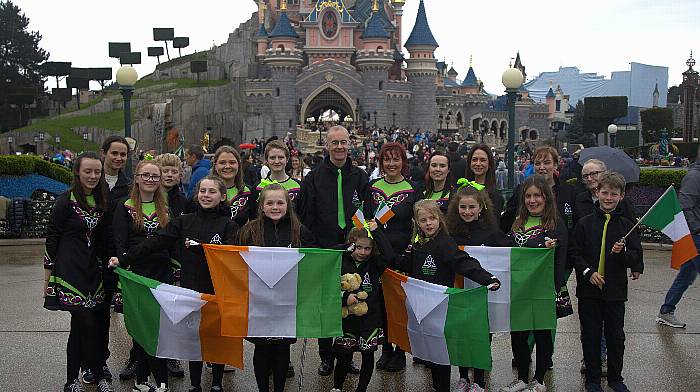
left=382, top=269, right=492, bottom=369
left=456, top=247, right=557, bottom=333
left=639, top=185, right=698, bottom=269
left=374, top=201, right=395, bottom=225
left=115, top=268, right=244, bottom=368
left=203, top=245, right=343, bottom=338
left=352, top=208, right=367, bottom=229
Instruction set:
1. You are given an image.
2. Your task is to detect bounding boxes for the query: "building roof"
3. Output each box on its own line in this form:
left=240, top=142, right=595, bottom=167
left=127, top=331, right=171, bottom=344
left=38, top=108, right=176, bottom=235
left=462, top=66, right=478, bottom=87
left=444, top=78, right=460, bottom=88
left=405, top=0, right=438, bottom=48
left=362, top=9, right=390, bottom=39
left=447, top=67, right=458, bottom=76
left=269, top=12, right=299, bottom=39
left=256, top=23, right=268, bottom=38
left=546, top=87, right=555, bottom=98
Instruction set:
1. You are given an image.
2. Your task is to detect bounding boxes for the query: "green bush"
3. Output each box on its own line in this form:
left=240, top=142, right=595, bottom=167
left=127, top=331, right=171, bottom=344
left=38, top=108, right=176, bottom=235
left=0, top=155, right=72, bottom=184
left=566, top=169, right=687, bottom=189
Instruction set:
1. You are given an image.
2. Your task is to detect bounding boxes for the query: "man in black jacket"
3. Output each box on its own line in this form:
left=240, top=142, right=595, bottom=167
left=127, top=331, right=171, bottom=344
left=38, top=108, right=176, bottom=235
left=570, top=172, right=643, bottom=392
left=298, top=125, right=368, bottom=376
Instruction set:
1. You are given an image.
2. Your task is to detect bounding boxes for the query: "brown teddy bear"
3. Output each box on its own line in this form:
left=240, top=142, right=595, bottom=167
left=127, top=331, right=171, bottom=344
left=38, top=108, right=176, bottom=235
left=340, top=273, right=368, bottom=318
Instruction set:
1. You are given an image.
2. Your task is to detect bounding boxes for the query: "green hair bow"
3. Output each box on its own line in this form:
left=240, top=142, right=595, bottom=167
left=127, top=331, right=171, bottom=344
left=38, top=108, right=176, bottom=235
left=258, top=179, right=280, bottom=189
left=456, top=178, right=485, bottom=191
left=143, top=153, right=154, bottom=161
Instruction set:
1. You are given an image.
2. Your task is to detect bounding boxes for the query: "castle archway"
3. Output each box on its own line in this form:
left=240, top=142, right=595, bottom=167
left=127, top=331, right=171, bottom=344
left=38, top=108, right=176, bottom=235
left=301, top=84, right=356, bottom=124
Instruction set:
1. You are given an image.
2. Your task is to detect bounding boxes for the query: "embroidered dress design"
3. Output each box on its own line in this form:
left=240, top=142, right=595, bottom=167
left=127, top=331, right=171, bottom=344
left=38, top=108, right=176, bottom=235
left=371, top=189, right=410, bottom=209
left=210, top=234, right=223, bottom=244
left=513, top=225, right=546, bottom=247
left=47, top=275, right=105, bottom=309
left=71, top=202, right=102, bottom=247
left=421, top=254, right=437, bottom=276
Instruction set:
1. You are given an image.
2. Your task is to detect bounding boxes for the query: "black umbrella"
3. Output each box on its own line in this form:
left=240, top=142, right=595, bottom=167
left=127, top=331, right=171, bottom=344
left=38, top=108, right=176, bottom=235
left=579, top=146, right=640, bottom=183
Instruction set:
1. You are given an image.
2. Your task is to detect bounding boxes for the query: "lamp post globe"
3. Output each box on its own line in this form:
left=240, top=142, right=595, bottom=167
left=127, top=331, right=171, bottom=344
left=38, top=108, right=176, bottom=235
left=502, top=67, right=524, bottom=198
left=116, top=66, right=138, bottom=87
left=608, top=124, right=618, bottom=148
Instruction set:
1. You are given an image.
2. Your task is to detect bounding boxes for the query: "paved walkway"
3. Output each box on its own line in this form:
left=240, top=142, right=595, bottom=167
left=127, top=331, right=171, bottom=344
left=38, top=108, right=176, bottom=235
left=1, top=248, right=698, bottom=391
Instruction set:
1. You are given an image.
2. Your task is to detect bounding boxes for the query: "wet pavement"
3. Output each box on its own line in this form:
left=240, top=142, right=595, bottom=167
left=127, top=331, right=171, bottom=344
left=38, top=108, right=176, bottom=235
left=1, top=249, right=698, bottom=391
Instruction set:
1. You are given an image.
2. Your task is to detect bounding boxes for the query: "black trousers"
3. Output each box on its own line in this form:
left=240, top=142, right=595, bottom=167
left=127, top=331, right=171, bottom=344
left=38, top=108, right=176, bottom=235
left=253, top=343, right=291, bottom=392
left=189, top=361, right=223, bottom=388
left=334, top=351, right=374, bottom=392
left=133, top=340, right=167, bottom=386
left=98, top=291, right=113, bottom=364
left=318, top=338, right=335, bottom=363
left=579, top=298, right=626, bottom=384
left=67, top=311, right=103, bottom=384
left=428, top=362, right=451, bottom=392
left=458, top=333, right=492, bottom=387
left=511, top=329, right=553, bottom=384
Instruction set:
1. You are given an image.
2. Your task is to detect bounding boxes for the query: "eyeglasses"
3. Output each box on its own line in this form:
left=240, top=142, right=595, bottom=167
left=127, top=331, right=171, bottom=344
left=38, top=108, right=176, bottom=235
left=581, top=171, right=602, bottom=179
left=329, top=140, right=349, bottom=147
left=137, top=173, right=161, bottom=181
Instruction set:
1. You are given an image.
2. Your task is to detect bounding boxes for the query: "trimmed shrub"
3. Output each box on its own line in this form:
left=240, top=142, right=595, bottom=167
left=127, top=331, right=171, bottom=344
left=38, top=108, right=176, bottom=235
left=0, top=155, right=72, bottom=184
left=566, top=169, right=687, bottom=189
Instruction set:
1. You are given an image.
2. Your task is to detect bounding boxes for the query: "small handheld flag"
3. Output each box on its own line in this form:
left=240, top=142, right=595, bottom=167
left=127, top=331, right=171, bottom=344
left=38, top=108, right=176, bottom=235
left=375, top=201, right=395, bottom=225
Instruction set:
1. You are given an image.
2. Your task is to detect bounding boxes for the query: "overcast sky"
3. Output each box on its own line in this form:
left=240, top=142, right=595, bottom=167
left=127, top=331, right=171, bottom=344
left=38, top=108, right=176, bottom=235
left=13, top=0, right=700, bottom=94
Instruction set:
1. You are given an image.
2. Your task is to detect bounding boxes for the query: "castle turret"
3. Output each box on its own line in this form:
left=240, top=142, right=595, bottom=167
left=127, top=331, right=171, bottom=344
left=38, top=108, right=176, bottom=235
left=546, top=85, right=556, bottom=114
left=653, top=82, right=660, bottom=108
left=256, top=23, right=268, bottom=57
left=357, top=0, right=394, bottom=127
left=264, top=0, right=303, bottom=135
left=404, top=0, right=438, bottom=131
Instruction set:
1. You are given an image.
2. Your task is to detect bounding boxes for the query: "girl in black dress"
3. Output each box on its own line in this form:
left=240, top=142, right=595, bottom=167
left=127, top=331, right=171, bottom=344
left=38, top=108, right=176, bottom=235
left=111, top=175, right=238, bottom=392
left=239, top=183, right=315, bottom=392
left=43, top=152, right=114, bottom=392
left=331, top=225, right=386, bottom=392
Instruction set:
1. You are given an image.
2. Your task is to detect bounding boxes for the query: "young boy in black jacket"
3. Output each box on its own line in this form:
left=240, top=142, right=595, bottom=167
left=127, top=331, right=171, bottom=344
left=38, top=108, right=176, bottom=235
left=570, top=171, right=643, bottom=392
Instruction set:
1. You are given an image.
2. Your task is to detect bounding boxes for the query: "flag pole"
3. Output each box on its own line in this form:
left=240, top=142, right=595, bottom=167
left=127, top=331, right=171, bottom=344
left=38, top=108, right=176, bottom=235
left=622, top=185, right=674, bottom=241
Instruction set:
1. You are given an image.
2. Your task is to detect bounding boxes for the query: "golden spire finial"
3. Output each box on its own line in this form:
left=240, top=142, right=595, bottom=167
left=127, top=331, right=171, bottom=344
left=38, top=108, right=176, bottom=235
left=281, top=0, right=287, bottom=11
left=469, top=55, right=473, bottom=67
left=372, top=0, right=380, bottom=12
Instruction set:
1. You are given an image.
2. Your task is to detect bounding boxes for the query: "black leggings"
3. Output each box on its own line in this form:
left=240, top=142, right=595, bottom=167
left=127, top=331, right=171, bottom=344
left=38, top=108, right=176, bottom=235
left=333, top=351, right=374, bottom=392
left=133, top=340, right=167, bottom=386
left=67, top=311, right=103, bottom=384
left=98, top=291, right=113, bottom=364
left=189, top=361, right=224, bottom=388
left=428, top=362, right=451, bottom=392
left=253, top=344, right=291, bottom=392
left=511, top=330, right=553, bottom=384
left=458, top=367, right=485, bottom=388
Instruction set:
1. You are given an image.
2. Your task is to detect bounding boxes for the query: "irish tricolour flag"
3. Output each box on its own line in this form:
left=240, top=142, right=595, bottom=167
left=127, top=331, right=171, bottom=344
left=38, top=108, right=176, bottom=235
left=382, top=269, right=492, bottom=369
left=203, top=245, right=343, bottom=338
left=639, top=185, right=698, bottom=269
left=116, top=268, right=243, bottom=368
left=458, top=247, right=557, bottom=333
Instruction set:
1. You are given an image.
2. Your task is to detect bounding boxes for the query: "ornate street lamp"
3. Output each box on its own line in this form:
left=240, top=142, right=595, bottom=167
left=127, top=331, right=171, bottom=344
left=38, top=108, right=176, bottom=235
left=608, top=124, right=618, bottom=148
left=55, top=135, right=61, bottom=152
left=502, top=66, right=524, bottom=193
left=116, top=65, right=138, bottom=174
left=7, top=135, right=13, bottom=154
left=373, top=110, right=378, bottom=128
left=392, top=112, right=396, bottom=128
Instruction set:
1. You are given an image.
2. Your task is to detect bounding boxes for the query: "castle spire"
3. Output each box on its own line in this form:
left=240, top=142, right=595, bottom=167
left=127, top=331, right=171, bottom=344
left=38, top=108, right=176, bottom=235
left=280, top=0, right=287, bottom=11
left=362, top=1, right=390, bottom=39
left=372, top=0, right=379, bottom=12
left=405, top=0, right=438, bottom=48
left=269, top=1, right=298, bottom=39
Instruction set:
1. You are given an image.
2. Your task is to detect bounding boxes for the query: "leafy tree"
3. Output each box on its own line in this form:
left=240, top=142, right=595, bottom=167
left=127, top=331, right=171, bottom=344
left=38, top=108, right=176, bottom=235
left=566, top=100, right=585, bottom=143
left=0, top=0, right=49, bottom=130
left=640, top=107, right=674, bottom=143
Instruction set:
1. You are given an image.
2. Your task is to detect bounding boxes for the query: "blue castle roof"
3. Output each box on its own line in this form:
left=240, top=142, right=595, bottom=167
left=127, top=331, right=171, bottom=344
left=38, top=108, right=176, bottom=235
left=546, top=87, right=555, bottom=98
left=362, top=10, right=390, bottom=39
left=405, top=0, right=438, bottom=48
left=462, top=66, right=478, bottom=87
left=256, top=23, right=268, bottom=38
left=269, top=12, right=298, bottom=39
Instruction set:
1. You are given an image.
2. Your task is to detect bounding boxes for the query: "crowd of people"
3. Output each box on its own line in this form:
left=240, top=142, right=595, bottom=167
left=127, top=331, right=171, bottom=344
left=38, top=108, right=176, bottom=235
left=41, top=123, right=697, bottom=392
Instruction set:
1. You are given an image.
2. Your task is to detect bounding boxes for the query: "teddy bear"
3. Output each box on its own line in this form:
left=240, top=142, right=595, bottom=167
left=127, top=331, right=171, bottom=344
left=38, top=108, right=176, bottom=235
left=340, top=273, right=368, bottom=318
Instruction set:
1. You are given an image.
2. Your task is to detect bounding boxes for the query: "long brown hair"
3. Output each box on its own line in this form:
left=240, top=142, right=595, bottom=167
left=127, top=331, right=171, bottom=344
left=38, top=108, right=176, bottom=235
left=128, top=160, right=170, bottom=231
left=212, top=145, right=244, bottom=191
left=423, top=151, right=451, bottom=198
left=465, top=143, right=497, bottom=192
left=70, top=151, right=108, bottom=211
left=446, top=185, right=495, bottom=238
left=240, top=183, right=303, bottom=247
left=511, top=175, right=557, bottom=232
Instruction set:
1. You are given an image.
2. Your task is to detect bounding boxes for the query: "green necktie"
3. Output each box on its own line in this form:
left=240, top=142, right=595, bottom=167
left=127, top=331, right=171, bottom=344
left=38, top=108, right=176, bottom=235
left=337, top=168, right=346, bottom=229
left=598, top=213, right=612, bottom=277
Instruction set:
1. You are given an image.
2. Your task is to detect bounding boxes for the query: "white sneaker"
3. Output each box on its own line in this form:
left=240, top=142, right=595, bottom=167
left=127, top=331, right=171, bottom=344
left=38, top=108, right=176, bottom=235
left=156, top=384, right=169, bottom=392
left=330, top=389, right=342, bottom=392
left=453, top=378, right=469, bottom=392
left=469, top=383, right=486, bottom=392
left=526, top=381, right=546, bottom=392
left=133, top=382, right=157, bottom=392
left=499, top=379, right=528, bottom=392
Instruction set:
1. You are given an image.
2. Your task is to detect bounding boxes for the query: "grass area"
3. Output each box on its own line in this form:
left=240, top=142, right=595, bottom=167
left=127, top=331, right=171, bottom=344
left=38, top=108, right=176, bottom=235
left=13, top=109, right=136, bottom=152
left=134, top=78, right=230, bottom=90
left=60, top=96, right=106, bottom=114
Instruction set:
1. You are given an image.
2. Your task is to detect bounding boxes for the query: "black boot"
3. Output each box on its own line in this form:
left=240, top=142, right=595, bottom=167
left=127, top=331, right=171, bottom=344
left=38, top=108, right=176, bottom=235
left=376, top=345, right=394, bottom=370
left=385, top=349, right=406, bottom=372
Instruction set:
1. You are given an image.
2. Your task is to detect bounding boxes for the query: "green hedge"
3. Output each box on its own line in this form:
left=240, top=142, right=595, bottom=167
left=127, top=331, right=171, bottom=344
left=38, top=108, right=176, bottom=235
left=0, top=155, right=72, bottom=184
left=566, top=169, right=687, bottom=189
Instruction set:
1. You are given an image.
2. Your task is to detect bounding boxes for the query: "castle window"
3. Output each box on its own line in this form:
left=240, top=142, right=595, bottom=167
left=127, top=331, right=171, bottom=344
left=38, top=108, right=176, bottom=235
left=276, top=88, right=280, bottom=97
left=555, top=100, right=561, bottom=111
left=277, top=44, right=285, bottom=51
left=379, top=81, right=383, bottom=90
left=377, top=46, right=383, bottom=51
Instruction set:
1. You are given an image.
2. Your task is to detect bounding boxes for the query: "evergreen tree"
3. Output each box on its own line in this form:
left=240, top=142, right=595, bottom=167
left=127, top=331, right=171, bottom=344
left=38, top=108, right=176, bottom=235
left=0, top=0, right=49, bottom=130
left=640, top=107, right=674, bottom=143
left=566, top=100, right=596, bottom=147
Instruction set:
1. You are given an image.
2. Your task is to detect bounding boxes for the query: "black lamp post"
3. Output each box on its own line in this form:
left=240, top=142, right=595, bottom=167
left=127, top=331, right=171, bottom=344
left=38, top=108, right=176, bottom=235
left=33, top=135, right=38, bottom=154
left=438, top=114, right=444, bottom=131
left=502, top=67, right=524, bottom=194
left=82, top=131, right=89, bottom=152
left=373, top=110, right=377, bottom=128
left=55, top=135, right=61, bottom=152
left=7, top=135, right=13, bottom=154
left=608, top=124, right=618, bottom=148
left=392, top=112, right=396, bottom=128
left=446, top=114, right=451, bottom=134
left=116, top=65, right=138, bottom=175
left=550, top=123, right=559, bottom=151
left=38, top=132, right=45, bottom=155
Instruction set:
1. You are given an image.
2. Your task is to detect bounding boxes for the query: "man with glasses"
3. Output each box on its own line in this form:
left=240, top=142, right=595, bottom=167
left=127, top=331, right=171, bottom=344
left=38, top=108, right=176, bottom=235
left=298, top=125, right=368, bottom=376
